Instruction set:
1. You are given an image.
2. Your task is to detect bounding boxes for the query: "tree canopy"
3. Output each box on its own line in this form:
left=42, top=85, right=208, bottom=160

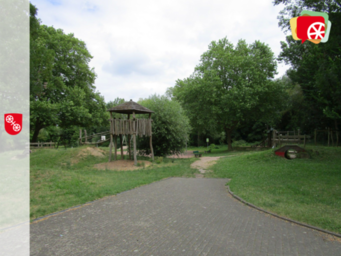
left=30, top=3, right=107, bottom=142
left=274, top=1, right=341, bottom=133
left=172, top=38, right=285, bottom=149
left=137, top=95, right=191, bottom=156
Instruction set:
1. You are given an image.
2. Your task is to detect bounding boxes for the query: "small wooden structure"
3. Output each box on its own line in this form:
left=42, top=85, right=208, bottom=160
left=107, top=99, right=154, bottom=165
left=272, top=130, right=310, bottom=147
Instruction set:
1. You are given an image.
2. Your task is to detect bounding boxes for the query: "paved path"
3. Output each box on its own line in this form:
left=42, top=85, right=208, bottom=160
left=30, top=178, right=341, bottom=256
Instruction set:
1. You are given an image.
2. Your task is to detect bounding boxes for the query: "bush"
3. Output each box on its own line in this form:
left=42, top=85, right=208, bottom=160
left=137, top=95, right=191, bottom=156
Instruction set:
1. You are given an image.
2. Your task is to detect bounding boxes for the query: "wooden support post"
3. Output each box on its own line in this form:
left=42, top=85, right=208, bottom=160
left=133, top=111, right=137, bottom=166
left=314, top=129, right=317, bottom=145
left=114, top=135, right=117, bottom=161
left=120, top=134, right=124, bottom=160
left=149, top=113, right=154, bottom=161
left=79, top=129, right=82, bottom=144
left=109, top=113, right=113, bottom=162
left=109, top=134, right=113, bottom=162
left=128, top=114, right=131, bottom=160
left=84, top=130, right=88, bottom=144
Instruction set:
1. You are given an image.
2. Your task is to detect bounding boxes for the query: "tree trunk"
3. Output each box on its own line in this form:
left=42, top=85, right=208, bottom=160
left=335, top=120, right=339, bottom=147
left=31, top=120, right=43, bottom=142
left=197, top=131, right=200, bottom=147
left=225, top=128, right=233, bottom=151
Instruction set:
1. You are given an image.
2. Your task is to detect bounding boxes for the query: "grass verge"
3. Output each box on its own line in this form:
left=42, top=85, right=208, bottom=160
left=206, top=145, right=341, bottom=234
left=30, top=147, right=197, bottom=220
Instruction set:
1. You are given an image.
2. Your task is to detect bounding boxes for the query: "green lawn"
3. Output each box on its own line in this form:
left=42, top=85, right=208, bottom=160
left=30, top=144, right=341, bottom=235
left=30, top=146, right=197, bottom=220
left=206, top=145, right=341, bottom=234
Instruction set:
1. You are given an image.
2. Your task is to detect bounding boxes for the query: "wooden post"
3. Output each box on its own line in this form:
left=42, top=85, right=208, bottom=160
left=133, top=111, right=137, bottom=166
left=149, top=113, right=154, bottom=161
left=84, top=130, right=88, bottom=144
left=109, top=113, right=113, bottom=162
left=128, top=114, right=131, bottom=160
left=120, top=134, right=124, bottom=160
left=79, top=129, right=82, bottom=144
left=314, top=129, right=317, bottom=145
left=114, top=135, right=117, bottom=161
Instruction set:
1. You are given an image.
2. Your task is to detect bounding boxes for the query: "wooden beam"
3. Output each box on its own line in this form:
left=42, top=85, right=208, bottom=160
left=120, top=134, right=124, bottom=160
left=114, top=135, right=117, bottom=160
left=149, top=113, right=154, bottom=161
left=133, top=111, right=137, bottom=166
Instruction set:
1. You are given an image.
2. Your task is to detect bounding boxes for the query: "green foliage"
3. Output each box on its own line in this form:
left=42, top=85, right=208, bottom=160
left=173, top=38, right=285, bottom=150
left=209, top=143, right=216, bottom=151
left=137, top=95, right=191, bottom=156
left=274, top=1, right=341, bottom=133
left=30, top=4, right=107, bottom=142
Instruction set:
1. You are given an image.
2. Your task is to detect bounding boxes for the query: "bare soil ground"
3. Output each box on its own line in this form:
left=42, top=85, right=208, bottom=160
left=94, top=160, right=152, bottom=171
left=71, top=147, right=106, bottom=164
left=190, top=156, right=223, bottom=178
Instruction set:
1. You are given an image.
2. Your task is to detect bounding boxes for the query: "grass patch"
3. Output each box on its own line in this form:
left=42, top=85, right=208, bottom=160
left=207, top=145, right=341, bottom=234
left=30, top=147, right=197, bottom=220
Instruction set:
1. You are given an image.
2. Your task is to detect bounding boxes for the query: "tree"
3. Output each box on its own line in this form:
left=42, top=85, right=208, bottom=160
left=274, top=0, right=341, bottom=132
left=137, top=95, right=191, bottom=156
left=30, top=4, right=107, bottom=142
left=173, top=38, right=285, bottom=150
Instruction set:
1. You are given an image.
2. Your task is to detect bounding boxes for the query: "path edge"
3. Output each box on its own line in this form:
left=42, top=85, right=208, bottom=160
left=226, top=185, right=341, bottom=238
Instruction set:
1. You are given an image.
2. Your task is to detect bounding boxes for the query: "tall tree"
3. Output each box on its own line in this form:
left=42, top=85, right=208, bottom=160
left=274, top=1, right=341, bottom=132
left=173, top=38, right=284, bottom=150
left=30, top=4, right=107, bottom=142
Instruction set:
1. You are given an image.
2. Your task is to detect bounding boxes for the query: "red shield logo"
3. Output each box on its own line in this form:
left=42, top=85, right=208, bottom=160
left=4, top=113, right=22, bottom=135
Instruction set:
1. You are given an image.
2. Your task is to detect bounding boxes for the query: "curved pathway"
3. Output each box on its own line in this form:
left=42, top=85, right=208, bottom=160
left=30, top=178, right=341, bottom=255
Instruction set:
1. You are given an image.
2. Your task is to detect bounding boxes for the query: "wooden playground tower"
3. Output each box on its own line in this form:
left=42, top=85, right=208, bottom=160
left=107, top=99, right=154, bottom=165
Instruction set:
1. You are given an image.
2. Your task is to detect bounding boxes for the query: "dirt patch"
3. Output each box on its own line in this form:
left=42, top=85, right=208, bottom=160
left=191, top=156, right=222, bottom=170
left=94, top=160, right=152, bottom=171
left=71, top=147, right=107, bottom=164
left=191, top=156, right=222, bottom=178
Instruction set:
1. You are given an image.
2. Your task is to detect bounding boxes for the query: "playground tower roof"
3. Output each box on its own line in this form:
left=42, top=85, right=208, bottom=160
left=107, top=99, right=154, bottom=114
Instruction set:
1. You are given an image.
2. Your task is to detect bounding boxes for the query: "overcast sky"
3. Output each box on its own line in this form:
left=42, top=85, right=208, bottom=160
left=31, top=0, right=291, bottom=103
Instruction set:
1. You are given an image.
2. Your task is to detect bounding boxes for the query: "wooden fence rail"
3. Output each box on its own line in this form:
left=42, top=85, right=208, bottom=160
left=30, top=142, right=56, bottom=148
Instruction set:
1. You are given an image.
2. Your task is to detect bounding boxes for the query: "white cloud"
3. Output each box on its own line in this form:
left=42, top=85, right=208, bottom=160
left=31, top=0, right=290, bottom=102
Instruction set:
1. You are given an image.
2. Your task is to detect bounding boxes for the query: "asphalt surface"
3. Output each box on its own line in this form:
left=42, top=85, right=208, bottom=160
left=30, top=178, right=341, bottom=256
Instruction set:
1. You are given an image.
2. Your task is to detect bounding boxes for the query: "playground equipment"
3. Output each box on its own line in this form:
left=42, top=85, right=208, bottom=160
left=107, top=99, right=154, bottom=165
left=275, top=145, right=309, bottom=159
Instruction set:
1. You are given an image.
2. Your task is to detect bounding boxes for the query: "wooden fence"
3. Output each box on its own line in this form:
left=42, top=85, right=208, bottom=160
left=272, top=130, right=310, bottom=147
left=109, top=118, right=152, bottom=137
left=30, top=142, right=56, bottom=148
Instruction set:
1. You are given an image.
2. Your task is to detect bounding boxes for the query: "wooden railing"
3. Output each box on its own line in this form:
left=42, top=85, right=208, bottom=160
left=30, top=142, right=56, bottom=148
